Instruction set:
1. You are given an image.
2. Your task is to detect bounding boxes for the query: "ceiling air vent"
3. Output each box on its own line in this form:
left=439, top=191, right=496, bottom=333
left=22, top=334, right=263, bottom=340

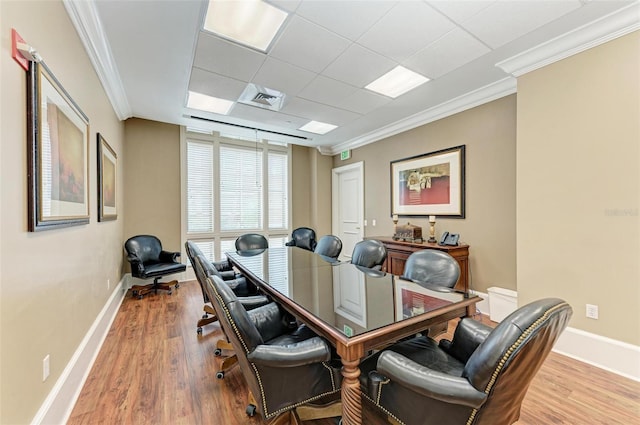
left=238, top=83, right=286, bottom=112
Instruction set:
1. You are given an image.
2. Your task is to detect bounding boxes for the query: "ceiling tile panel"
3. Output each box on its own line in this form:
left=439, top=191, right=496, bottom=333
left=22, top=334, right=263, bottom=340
left=188, top=67, right=247, bottom=101
left=404, top=28, right=491, bottom=79
left=231, top=103, right=308, bottom=129
left=427, top=0, right=496, bottom=25
left=251, top=57, right=316, bottom=97
left=339, top=89, right=392, bottom=115
left=462, top=0, right=583, bottom=48
left=298, top=75, right=359, bottom=108
left=296, top=0, right=396, bottom=41
left=269, top=16, right=351, bottom=73
left=357, top=1, right=456, bottom=62
left=322, top=44, right=396, bottom=88
left=193, top=33, right=266, bottom=82
left=282, top=97, right=361, bottom=126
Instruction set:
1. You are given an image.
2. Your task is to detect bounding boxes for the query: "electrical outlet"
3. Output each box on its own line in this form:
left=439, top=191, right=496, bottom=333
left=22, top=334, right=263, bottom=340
left=107, top=279, right=110, bottom=290
left=372, top=219, right=376, bottom=226
left=43, top=354, right=50, bottom=382
left=586, top=304, right=599, bottom=319
left=364, top=219, right=367, bottom=226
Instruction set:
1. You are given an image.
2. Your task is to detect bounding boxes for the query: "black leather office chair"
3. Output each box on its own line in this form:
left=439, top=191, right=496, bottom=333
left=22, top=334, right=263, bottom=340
left=285, top=227, right=317, bottom=251
left=206, top=274, right=343, bottom=423
left=185, top=241, right=263, bottom=335
left=235, top=233, right=269, bottom=252
left=314, top=235, right=343, bottom=261
left=402, top=249, right=461, bottom=292
left=124, top=235, right=186, bottom=299
left=359, top=298, right=573, bottom=425
left=351, top=239, right=387, bottom=270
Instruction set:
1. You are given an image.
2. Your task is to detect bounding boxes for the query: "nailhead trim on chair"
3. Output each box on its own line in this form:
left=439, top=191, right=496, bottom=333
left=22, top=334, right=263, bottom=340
left=464, top=302, right=570, bottom=425
left=209, top=279, right=341, bottom=419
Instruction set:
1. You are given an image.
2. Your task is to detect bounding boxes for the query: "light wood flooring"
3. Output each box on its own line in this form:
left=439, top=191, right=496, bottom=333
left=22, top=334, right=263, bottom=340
left=68, top=280, right=640, bottom=425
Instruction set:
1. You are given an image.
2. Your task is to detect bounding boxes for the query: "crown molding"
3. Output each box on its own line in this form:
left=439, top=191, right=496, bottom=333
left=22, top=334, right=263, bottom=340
left=496, top=2, right=640, bottom=77
left=325, top=77, right=517, bottom=156
left=63, top=0, right=132, bottom=120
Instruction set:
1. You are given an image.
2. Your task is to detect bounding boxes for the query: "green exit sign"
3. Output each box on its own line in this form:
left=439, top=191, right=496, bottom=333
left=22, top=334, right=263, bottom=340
left=340, top=150, right=351, bottom=160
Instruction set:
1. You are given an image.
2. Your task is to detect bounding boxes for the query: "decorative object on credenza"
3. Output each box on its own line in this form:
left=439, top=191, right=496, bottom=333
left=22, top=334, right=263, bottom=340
left=97, top=133, right=117, bottom=221
left=390, top=145, right=465, bottom=218
left=428, top=215, right=437, bottom=243
left=393, top=222, right=423, bottom=243
left=27, top=61, right=90, bottom=231
left=392, top=214, right=399, bottom=235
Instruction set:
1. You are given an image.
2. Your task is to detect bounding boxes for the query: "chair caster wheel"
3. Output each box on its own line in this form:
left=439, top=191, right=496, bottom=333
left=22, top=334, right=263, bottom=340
left=167, top=291, right=172, bottom=295
left=137, top=294, right=143, bottom=300
left=197, top=327, right=202, bottom=335
left=175, top=283, right=180, bottom=289
left=246, top=404, right=256, bottom=417
left=216, top=371, right=224, bottom=379
left=202, top=313, right=208, bottom=319
left=214, top=348, right=222, bottom=356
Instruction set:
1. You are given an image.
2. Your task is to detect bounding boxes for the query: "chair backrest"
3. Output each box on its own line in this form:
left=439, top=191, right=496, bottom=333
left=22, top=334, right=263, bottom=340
left=184, top=240, right=204, bottom=265
left=463, top=298, right=572, bottom=424
left=124, top=235, right=162, bottom=263
left=288, top=227, right=317, bottom=251
left=186, top=241, right=209, bottom=302
left=235, top=233, right=269, bottom=251
left=351, top=239, right=387, bottom=269
left=314, top=235, right=343, bottom=259
left=401, top=249, right=460, bottom=289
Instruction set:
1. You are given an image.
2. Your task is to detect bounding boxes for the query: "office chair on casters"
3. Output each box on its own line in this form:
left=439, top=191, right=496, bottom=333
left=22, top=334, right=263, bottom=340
left=235, top=233, right=268, bottom=252
left=359, top=298, right=573, bottom=425
left=402, top=249, right=461, bottom=292
left=351, top=239, right=387, bottom=270
left=124, top=235, right=186, bottom=299
left=285, top=227, right=317, bottom=251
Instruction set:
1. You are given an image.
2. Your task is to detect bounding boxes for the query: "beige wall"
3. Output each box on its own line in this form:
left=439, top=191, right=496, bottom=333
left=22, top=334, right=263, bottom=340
left=0, top=1, right=125, bottom=423
left=123, top=118, right=182, bottom=253
left=334, top=95, right=518, bottom=294
left=517, top=32, right=639, bottom=345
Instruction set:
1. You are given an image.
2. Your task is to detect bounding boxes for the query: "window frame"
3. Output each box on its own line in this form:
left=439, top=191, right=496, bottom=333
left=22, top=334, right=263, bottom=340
left=180, top=128, right=291, bottom=263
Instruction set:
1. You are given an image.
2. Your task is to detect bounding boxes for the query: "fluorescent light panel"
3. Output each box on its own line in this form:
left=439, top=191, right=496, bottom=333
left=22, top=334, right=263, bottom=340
left=187, top=91, right=234, bottom=115
left=366, top=66, right=430, bottom=98
left=203, top=0, right=288, bottom=51
left=299, top=121, right=337, bottom=135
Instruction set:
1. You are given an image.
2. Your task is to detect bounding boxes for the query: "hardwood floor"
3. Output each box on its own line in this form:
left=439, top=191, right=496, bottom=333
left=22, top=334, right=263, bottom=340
left=68, top=280, right=640, bottom=425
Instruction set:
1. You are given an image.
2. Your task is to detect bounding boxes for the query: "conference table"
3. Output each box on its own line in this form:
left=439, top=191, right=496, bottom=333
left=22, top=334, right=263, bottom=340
left=227, top=247, right=480, bottom=425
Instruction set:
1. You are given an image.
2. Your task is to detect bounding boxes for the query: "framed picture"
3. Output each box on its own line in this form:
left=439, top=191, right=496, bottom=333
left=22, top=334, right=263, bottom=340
left=97, top=133, right=117, bottom=221
left=390, top=145, right=465, bottom=218
left=27, top=62, right=90, bottom=231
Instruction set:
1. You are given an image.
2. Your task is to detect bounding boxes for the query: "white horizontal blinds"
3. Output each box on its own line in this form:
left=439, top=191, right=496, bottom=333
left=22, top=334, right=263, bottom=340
left=268, top=152, right=288, bottom=230
left=187, top=141, right=214, bottom=233
left=219, top=239, right=236, bottom=261
left=191, top=239, right=215, bottom=263
left=219, top=145, right=263, bottom=231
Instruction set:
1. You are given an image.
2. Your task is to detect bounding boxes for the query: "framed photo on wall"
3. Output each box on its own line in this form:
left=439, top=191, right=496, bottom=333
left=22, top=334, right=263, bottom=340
left=390, top=145, right=465, bottom=218
left=27, top=62, right=90, bottom=231
left=97, top=133, right=117, bottom=221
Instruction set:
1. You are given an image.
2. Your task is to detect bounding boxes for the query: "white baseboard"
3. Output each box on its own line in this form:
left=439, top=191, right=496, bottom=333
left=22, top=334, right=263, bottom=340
left=554, top=327, right=640, bottom=382
left=471, top=289, right=640, bottom=382
left=31, top=278, right=127, bottom=425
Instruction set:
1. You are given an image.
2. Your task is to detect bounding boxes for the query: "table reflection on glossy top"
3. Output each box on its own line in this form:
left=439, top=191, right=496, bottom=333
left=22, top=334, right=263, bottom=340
left=227, top=247, right=475, bottom=338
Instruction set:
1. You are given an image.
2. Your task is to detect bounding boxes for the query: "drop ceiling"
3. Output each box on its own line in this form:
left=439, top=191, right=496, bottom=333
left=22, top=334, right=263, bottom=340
left=65, top=0, right=639, bottom=153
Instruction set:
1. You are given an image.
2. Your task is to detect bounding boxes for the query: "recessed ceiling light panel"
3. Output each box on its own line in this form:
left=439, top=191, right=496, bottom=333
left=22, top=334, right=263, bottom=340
left=299, top=121, right=338, bottom=135
left=187, top=91, right=234, bottom=115
left=366, top=66, right=430, bottom=98
left=203, top=0, right=288, bottom=52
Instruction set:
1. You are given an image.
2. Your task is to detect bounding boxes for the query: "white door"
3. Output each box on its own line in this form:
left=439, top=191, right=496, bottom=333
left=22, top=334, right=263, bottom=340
left=332, top=162, right=364, bottom=261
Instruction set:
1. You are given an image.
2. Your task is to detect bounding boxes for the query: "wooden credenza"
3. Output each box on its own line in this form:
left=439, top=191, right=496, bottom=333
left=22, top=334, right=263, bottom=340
left=368, top=236, right=470, bottom=293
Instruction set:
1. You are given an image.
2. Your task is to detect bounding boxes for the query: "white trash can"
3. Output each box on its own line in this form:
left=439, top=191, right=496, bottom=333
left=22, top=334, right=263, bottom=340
left=487, top=287, right=518, bottom=322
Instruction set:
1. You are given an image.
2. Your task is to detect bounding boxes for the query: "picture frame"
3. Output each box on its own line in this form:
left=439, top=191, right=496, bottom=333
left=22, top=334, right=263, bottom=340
left=97, top=133, right=117, bottom=221
left=390, top=145, right=465, bottom=218
left=27, top=62, right=90, bottom=231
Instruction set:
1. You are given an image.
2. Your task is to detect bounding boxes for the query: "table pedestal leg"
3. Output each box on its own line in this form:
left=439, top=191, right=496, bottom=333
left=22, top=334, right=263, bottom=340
left=340, top=357, right=362, bottom=425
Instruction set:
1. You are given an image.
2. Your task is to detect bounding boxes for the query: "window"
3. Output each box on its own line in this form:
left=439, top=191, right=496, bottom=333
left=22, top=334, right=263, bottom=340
left=183, top=130, right=290, bottom=261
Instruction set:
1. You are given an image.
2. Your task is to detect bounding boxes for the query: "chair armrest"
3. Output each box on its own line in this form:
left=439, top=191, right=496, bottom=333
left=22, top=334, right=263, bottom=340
left=239, top=295, right=271, bottom=311
left=247, top=336, right=331, bottom=367
left=248, top=303, right=289, bottom=342
left=218, top=270, right=237, bottom=280
left=285, top=240, right=295, bottom=246
left=159, top=250, right=180, bottom=263
left=126, top=254, right=144, bottom=275
left=439, top=318, right=493, bottom=363
left=211, top=259, right=232, bottom=272
left=376, top=351, right=487, bottom=409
